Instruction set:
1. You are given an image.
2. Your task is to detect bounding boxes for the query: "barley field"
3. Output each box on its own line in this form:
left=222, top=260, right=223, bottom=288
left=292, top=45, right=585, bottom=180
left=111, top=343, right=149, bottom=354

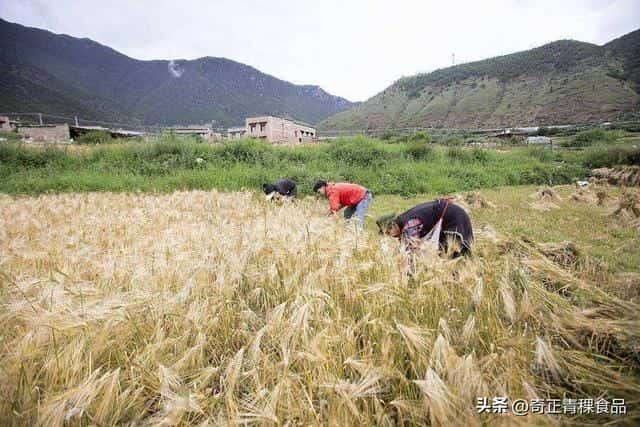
left=1, top=187, right=639, bottom=425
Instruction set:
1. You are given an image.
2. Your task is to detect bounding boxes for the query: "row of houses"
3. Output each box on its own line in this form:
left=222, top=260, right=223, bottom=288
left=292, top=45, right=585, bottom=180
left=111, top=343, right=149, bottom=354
left=0, top=115, right=317, bottom=144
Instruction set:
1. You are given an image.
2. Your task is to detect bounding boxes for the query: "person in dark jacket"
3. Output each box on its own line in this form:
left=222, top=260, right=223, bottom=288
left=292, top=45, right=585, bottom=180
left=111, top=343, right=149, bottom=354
left=263, top=179, right=297, bottom=200
left=377, top=199, right=473, bottom=257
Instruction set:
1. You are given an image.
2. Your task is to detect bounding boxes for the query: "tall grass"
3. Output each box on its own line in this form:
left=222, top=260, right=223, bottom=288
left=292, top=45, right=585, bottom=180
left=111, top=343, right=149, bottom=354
left=0, top=136, right=603, bottom=196
left=0, top=190, right=638, bottom=424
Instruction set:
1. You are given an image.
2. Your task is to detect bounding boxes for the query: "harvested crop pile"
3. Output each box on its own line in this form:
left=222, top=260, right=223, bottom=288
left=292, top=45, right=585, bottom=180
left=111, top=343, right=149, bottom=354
left=532, top=186, right=562, bottom=201
left=529, top=186, right=562, bottom=211
left=611, top=191, right=640, bottom=228
left=570, top=188, right=597, bottom=204
left=461, top=191, right=496, bottom=209
left=1, top=191, right=639, bottom=425
left=591, top=166, right=640, bottom=187
left=596, top=189, right=609, bottom=206
left=537, top=241, right=581, bottom=268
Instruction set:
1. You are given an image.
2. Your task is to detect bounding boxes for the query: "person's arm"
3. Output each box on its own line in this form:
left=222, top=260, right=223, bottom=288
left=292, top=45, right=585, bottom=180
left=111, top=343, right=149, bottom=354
left=328, top=191, right=341, bottom=215
left=401, top=218, right=423, bottom=252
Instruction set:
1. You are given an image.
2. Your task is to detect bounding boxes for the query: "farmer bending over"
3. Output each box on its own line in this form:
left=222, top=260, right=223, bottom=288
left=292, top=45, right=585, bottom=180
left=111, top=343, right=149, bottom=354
left=263, top=179, right=297, bottom=201
left=313, top=180, right=373, bottom=226
left=377, top=199, right=473, bottom=257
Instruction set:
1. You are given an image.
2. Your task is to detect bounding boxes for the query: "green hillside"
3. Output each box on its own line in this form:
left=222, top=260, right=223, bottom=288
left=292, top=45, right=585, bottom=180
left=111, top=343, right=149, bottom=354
left=319, top=31, right=640, bottom=132
left=0, top=18, right=354, bottom=127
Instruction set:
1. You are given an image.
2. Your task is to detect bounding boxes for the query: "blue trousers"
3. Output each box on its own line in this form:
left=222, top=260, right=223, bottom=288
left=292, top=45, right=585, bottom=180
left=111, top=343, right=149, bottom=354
left=343, top=191, right=373, bottom=223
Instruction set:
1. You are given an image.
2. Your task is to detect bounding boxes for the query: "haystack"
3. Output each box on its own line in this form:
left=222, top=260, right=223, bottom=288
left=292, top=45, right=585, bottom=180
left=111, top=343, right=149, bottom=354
left=611, top=191, right=640, bottom=228
left=462, top=191, right=496, bottom=209
left=529, top=186, right=562, bottom=211
left=570, top=188, right=597, bottom=204
left=531, top=186, right=562, bottom=201
left=591, top=166, right=640, bottom=187
left=596, top=189, right=609, bottom=206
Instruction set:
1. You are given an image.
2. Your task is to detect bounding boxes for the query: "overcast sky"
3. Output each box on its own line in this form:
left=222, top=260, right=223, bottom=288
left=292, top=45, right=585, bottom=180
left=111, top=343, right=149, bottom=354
left=2, top=0, right=639, bottom=101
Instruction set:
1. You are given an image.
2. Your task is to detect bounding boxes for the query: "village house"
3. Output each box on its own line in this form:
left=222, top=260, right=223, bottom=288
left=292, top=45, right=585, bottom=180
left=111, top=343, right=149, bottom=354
left=0, top=116, right=14, bottom=131
left=16, top=123, right=71, bottom=142
left=245, top=116, right=316, bottom=143
left=165, top=126, right=222, bottom=141
left=227, top=126, right=247, bottom=139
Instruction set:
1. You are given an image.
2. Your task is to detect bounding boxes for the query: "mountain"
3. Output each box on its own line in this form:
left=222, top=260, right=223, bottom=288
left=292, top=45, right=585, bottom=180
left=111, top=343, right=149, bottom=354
left=0, top=18, right=354, bottom=127
left=319, top=30, right=640, bottom=132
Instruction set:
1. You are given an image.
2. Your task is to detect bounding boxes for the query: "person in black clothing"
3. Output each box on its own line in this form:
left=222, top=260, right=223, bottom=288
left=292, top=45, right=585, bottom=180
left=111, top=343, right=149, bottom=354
left=377, top=199, right=473, bottom=257
left=263, top=179, right=297, bottom=200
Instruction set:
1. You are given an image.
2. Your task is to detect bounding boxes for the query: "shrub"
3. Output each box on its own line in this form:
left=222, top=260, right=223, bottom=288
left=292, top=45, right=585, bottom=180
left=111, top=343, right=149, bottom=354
left=0, top=130, right=21, bottom=142
left=446, top=147, right=471, bottom=162
left=470, top=148, right=489, bottom=163
left=409, top=132, right=432, bottom=144
left=218, top=139, right=274, bottom=164
left=380, top=131, right=395, bottom=141
left=582, top=145, right=640, bottom=168
left=444, top=136, right=464, bottom=146
left=526, top=146, right=554, bottom=162
left=0, top=143, right=75, bottom=169
left=392, top=135, right=410, bottom=144
left=405, top=142, right=434, bottom=160
left=327, top=137, right=391, bottom=167
left=572, top=129, right=620, bottom=146
left=76, top=130, right=113, bottom=144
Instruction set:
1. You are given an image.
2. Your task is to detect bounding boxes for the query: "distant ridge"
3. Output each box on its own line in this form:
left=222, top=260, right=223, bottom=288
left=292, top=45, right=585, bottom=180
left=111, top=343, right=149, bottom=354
left=319, top=29, right=640, bottom=131
left=0, top=18, right=354, bottom=127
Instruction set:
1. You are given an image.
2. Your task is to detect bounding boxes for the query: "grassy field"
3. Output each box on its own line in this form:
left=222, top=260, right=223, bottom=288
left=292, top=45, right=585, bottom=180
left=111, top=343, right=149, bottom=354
left=1, top=184, right=639, bottom=425
left=1, top=135, right=639, bottom=196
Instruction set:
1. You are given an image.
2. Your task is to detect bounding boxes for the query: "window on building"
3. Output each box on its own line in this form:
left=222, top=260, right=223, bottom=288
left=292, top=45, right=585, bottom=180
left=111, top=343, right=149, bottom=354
left=260, top=123, right=266, bottom=132
left=250, top=124, right=256, bottom=133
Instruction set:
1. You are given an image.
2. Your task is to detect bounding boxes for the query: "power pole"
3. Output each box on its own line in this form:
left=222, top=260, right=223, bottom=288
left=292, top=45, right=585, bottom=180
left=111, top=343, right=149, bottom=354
left=452, top=53, right=455, bottom=66
left=38, top=113, right=43, bottom=125
left=75, top=116, right=79, bottom=126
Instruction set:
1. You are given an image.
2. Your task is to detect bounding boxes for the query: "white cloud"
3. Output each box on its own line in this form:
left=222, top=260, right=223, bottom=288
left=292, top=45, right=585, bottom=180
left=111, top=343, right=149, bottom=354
left=168, top=60, right=184, bottom=78
left=1, top=0, right=638, bottom=101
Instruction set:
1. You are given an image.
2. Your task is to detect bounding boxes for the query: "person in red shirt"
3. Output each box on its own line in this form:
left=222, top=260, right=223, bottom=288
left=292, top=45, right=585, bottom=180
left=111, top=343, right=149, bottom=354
left=313, top=180, right=373, bottom=226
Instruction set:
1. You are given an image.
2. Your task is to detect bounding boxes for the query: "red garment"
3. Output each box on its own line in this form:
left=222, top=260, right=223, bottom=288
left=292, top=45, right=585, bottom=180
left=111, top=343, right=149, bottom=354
left=325, top=182, right=367, bottom=213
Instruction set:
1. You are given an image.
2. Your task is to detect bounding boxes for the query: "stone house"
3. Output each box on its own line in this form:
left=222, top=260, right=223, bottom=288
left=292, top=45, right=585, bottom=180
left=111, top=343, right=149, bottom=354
left=245, top=116, right=316, bottom=143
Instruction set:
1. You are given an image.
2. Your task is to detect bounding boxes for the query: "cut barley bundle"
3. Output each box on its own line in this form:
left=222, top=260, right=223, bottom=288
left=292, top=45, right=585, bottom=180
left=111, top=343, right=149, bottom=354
left=591, top=166, right=640, bottom=187
left=531, top=186, right=562, bottom=201
left=460, top=191, right=496, bottom=209
left=611, top=191, right=640, bottom=229
left=596, top=189, right=609, bottom=206
left=570, top=188, right=597, bottom=204
left=529, top=186, right=562, bottom=211
left=537, top=241, right=581, bottom=268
